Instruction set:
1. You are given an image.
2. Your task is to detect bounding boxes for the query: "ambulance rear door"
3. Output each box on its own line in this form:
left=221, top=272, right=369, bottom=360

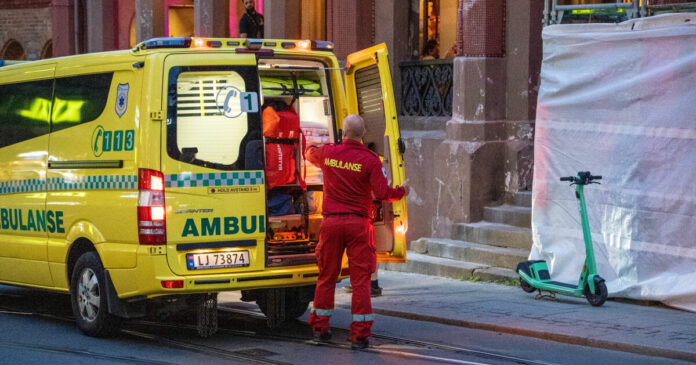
left=160, top=53, right=267, bottom=275
left=344, top=43, right=407, bottom=263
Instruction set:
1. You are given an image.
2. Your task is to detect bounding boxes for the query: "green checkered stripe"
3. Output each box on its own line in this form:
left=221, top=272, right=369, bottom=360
left=165, top=171, right=264, bottom=188
left=0, top=178, right=45, bottom=194
left=0, top=175, right=137, bottom=195
left=46, top=175, right=137, bottom=191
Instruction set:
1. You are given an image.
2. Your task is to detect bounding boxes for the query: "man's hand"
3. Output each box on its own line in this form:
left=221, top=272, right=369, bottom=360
left=401, top=179, right=410, bottom=196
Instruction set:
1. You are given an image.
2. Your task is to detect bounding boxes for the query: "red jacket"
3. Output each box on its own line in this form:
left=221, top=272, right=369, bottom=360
left=305, top=139, right=405, bottom=218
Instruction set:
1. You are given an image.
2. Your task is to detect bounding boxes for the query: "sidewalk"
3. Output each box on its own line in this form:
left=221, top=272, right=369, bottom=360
left=332, top=270, right=696, bottom=363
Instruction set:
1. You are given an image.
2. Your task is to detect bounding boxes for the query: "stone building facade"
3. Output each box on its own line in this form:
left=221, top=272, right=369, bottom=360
left=0, top=0, right=544, bottom=246
left=0, top=0, right=52, bottom=60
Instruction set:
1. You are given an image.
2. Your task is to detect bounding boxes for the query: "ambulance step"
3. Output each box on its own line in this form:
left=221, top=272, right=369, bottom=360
left=483, top=204, right=531, bottom=228
left=379, top=252, right=518, bottom=282
left=410, top=238, right=528, bottom=270
left=452, top=221, right=532, bottom=250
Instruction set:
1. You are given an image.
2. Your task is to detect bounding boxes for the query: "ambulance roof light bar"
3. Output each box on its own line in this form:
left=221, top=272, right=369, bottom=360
left=138, top=37, right=192, bottom=50
left=134, top=37, right=334, bottom=53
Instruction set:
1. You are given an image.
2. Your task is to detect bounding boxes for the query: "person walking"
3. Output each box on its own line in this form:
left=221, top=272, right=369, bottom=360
left=306, top=114, right=409, bottom=349
left=239, top=0, right=264, bottom=38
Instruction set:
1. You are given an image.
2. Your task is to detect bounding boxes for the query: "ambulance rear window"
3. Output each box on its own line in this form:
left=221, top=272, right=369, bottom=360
left=166, top=66, right=261, bottom=170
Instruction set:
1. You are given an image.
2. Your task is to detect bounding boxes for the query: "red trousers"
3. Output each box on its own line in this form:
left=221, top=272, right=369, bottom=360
left=308, top=216, right=376, bottom=342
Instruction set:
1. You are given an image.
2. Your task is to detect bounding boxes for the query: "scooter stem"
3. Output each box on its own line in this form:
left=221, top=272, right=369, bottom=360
left=577, top=184, right=597, bottom=275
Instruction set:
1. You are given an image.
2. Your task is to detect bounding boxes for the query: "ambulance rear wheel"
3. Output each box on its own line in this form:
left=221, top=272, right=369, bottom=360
left=285, top=299, right=310, bottom=319
left=520, top=277, right=536, bottom=293
left=70, top=252, right=122, bottom=337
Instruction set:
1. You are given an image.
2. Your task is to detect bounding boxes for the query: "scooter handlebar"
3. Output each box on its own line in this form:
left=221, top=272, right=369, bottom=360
left=590, top=175, right=602, bottom=180
left=560, top=176, right=575, bottom=182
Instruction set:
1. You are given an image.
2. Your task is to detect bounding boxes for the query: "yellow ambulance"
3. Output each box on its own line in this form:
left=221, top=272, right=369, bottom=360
left=0, top=38, right=407, bottom=337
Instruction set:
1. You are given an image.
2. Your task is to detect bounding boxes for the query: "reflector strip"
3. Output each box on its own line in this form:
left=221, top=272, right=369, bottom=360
left=352, top=314, right=374, bottom=322
left=312, top=308, right=334, bottom=316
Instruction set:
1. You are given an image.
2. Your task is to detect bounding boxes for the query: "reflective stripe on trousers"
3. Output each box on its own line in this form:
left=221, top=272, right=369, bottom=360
left=352, top=314, right=374, bottom=322
left=312, top=308, right=334, bottom=317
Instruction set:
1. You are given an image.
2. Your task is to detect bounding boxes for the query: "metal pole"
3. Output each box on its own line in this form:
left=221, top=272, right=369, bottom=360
left=551, top=0, right=558, bottom=25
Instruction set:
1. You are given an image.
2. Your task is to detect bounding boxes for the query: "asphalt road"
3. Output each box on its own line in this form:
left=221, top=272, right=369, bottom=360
left=0, top=285, right=688, bottom=365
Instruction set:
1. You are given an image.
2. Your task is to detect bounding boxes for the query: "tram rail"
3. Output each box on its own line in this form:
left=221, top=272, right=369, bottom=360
left=0, top=291, right=557, bottom=365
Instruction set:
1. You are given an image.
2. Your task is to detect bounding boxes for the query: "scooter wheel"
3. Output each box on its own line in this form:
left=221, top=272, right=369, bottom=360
left=584, top=281, right=608, bottom=306
left=519, top=277, right=536, bottom=293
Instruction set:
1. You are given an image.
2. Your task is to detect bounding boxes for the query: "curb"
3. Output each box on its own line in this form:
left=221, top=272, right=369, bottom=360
left=358, top=306, right=696, bottom=363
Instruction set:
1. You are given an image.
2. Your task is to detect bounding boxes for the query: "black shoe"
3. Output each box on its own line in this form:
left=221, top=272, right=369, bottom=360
left=370, top=286, right=382, bottom=297
left=312, top=331, right=332, bottom=343
left=351, top=338, right=369, bottom=349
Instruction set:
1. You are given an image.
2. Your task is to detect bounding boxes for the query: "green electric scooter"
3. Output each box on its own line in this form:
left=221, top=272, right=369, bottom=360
left=517, top=171, right=608, bottom=306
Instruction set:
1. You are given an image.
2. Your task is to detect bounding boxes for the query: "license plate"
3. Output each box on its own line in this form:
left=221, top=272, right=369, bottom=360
left=186, top=251, right=250, bottom=270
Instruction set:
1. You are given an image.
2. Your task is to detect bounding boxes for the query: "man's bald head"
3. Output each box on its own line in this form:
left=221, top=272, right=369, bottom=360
left=342, top=114, right=366, bottom=141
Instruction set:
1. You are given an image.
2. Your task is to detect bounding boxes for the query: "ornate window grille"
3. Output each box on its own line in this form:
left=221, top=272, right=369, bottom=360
left=399, top=59, right=453, bottom=117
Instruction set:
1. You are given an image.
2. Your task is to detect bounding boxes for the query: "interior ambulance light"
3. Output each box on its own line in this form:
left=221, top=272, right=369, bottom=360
left=245, top=39, right=263, bottom=50
left=161, top=280, right=184, bottom=289
left=139, top=37, right=192, bottom=50
left=311, top=41, right=335, bottom=52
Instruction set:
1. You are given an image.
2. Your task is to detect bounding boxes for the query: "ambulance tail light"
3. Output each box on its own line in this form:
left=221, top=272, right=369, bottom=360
left=138, top=169, right=166, bottom=245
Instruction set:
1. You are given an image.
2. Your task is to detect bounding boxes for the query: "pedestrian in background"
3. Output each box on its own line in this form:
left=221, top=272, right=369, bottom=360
left=305, top=114, right=409, bottom=349
left=422, top=39, right=439, bottom=60
left=239, top=0, right=264, bottom=38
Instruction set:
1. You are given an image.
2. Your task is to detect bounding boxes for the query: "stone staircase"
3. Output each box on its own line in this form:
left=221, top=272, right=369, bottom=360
left=380, top=191, right=533, bottom=282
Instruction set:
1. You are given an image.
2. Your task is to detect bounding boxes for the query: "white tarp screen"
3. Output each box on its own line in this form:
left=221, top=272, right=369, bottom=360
left=532, top=14, right=696, bottom=311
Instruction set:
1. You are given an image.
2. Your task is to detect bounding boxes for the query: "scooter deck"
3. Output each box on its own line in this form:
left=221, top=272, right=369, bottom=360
left=547, top=281, right=577, bottom=289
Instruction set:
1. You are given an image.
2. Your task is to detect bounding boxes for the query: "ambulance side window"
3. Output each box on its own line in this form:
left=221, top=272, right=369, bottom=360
left=0, top=79, right=52, bottom=148
left=51, top=73, right=113, bottom=132
left=166, top=65, right=261, bottom=171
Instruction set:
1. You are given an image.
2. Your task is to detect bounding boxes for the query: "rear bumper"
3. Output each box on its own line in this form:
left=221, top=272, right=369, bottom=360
left=107, top=246, right=322, bottom=299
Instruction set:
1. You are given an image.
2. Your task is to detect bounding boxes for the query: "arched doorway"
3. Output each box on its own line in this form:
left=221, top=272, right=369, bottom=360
left=41, top=40, right=53, bottom=59
left=2, top=39, right=26, bottom=60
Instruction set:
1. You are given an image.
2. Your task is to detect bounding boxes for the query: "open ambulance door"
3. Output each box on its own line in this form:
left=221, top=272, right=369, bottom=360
left=345, top=43, right=407, bottom=263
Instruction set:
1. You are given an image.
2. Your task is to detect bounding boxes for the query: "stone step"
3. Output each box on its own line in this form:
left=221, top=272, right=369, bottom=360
left=452, top=221, right=533, bottom=250
left=483, top=204, right=531, bottom=228
left=410, top=237, right=529, bottom=270
left=379, top=252, right=519, bottom=282
left=510, top=190, right=532, bottom=208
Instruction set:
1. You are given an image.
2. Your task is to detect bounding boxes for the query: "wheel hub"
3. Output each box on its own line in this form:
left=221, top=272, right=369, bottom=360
left=77, top=268, right=100, bottom=322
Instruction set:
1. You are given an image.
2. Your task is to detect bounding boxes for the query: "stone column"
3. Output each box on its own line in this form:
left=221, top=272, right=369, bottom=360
left=194, top=0, right=229, bottom=38
left=264, top=0, right=300, bottom=40
left=425, top=0, right=507, bottom=237
left=51, top=0, right=74, bottom=57
left=502, top=0, right=543, bottom=195
left=374, top=0, right=410, bottom=115
left=135, top=0, right=166, bottom=43
left=420, top=0, right=542, bottom=238
left=326, top=0, right=374, bottom=60
left=85, top=0, right=117, bottom=52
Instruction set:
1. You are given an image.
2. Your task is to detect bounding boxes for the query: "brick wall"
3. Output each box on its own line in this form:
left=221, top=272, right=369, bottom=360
left=0, top=7, right=52, bottom=60
left=0, top=0, right=51, bottom=9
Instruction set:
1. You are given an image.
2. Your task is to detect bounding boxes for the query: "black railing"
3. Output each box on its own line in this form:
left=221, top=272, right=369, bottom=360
left=399, top=59, right=453, bottom=117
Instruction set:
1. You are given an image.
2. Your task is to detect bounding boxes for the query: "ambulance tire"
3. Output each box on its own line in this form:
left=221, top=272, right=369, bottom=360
left=255, top=290, right=310, bottom=324
left=70, top=252, right=123, bottom=337
left=285, top=299, right=311, bottom=320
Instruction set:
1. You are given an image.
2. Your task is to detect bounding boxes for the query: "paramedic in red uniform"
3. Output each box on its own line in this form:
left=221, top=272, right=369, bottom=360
left=306, top=114, right=409, bottom=349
